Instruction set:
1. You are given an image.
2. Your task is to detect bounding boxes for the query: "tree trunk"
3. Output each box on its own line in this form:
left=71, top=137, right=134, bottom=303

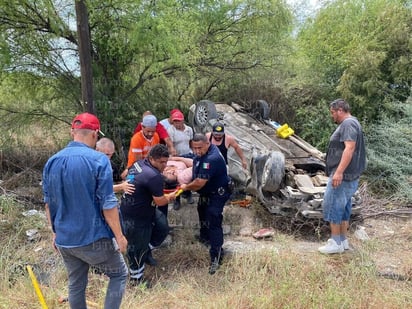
left=75, top=0, right=94, bottom=114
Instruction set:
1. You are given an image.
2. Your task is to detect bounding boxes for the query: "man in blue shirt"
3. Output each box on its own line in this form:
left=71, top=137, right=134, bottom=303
left=42, top=113, right=128, bottom=309
left=180, top=133, right=231, bottom=274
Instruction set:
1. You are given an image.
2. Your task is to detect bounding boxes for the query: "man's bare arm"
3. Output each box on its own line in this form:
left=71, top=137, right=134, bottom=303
left=113, top=181, right=135, bottom=194
left=228, top=137, right=247, bottom=169
left=164, top=137, right=177, bottom=156
left=153, top=191, right=177, bottom=206
left=180, top=178, right=208, bottom=192
left=332, top=140, right=356, bottom=187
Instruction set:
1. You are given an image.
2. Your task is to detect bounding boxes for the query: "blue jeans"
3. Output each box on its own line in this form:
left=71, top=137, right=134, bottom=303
left=58, top=238, right=128, bottom=309
left=322, top=178, right=359, bottom=224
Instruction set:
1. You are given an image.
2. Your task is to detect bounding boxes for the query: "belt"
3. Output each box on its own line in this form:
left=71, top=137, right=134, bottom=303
left=209, top=187, right=229, bottom=196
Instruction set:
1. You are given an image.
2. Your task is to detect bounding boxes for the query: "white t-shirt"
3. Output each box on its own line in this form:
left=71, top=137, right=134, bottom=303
left=159, top=118, right=171, bottom=130
left=167, top=125, right=193, bottom=156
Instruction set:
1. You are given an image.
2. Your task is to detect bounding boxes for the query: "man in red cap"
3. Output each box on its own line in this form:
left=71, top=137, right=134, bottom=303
left=167, top=110, right=193, bottom=156
left=166, top=110, right=195, bottom=209
left=160, top=108, right=182, bottom=130
left=42, top=112, right=128, bottom=309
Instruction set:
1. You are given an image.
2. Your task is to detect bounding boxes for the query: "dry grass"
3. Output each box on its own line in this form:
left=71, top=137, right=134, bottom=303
left=0, top=123, right=68, bottom=178
left=0, top=194, right=411, bottom=309
left=1, top=104, right=411, bottom=308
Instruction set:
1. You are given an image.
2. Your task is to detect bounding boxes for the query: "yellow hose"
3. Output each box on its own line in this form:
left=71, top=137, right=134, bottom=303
left=26, top=265, right=49, bottom=309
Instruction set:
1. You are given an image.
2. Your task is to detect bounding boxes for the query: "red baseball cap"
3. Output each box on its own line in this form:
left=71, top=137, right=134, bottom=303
left=171, top=111, right=184, bottom=121
left=71, top=113, right=101, bottom=131
left=170, top=108, right=181, bottom=116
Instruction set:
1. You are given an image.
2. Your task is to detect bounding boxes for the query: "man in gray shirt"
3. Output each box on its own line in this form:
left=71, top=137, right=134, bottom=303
left=319, top=99, right=366, bottom=254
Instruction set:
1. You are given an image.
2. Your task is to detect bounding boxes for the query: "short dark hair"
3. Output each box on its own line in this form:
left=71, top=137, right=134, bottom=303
left=163, top=176, right=179, bottom=189
left=192, top=133, right=208, bottom=143
left=330, top=98, right=350, bottom=112
left=148, top=144, right=169, bottom=159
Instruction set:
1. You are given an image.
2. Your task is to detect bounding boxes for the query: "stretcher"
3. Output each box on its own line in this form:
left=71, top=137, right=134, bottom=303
left=163, top=187, right=183, bottom=197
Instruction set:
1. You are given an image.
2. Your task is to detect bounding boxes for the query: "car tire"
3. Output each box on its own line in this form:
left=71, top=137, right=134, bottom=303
left=251, top=100, right=270, bottom=120
left=261, top=151, right=285, bottom=192
left=194, top=100, right=218, bottom=129
left=188, top=104, right=197, bottom=131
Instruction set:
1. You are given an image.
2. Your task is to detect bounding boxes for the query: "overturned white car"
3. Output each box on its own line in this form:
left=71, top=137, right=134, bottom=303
left=188, top=100, right=361, bottom=219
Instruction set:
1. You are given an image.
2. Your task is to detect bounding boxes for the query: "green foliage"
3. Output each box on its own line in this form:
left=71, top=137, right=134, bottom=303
left=0, top=0, right=411, bottom=198
left=296, top=0, right=412, bottom=123
left=364, top=101, right=412, bottom=203
left=294, top=99, right=335, bottom=150
left=0, top=0, right=294, bottom=160
left=0, top=72, right=74, bottom=147
left=88, top=0, right=293, bottom=112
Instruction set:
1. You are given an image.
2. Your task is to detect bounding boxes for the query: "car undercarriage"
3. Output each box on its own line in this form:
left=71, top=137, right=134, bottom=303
left=188, top=100, right=361, bottom=219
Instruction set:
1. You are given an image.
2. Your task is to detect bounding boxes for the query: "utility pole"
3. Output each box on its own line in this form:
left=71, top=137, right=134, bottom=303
left=75, top=0, right=94, bottom=114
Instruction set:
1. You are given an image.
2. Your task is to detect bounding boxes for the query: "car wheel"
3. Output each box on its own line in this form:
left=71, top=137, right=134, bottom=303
left=261, top=151, right=285, bottom=192
left=251, top=100, right=270, bottom=120
left=194, top=100, right=218, bottom=129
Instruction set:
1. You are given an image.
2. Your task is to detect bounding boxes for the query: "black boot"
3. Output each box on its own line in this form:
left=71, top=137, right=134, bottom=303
left=209, top=258, right=220, bottom=275
left=145, top=250, right=157, bottom=266
left=218, top=248, right=224, bottom=265
left=185, top=191, right=194, bottom=204
left=130, top=277, right=152, bottom=288
left=209, top=248, right=224, bottom=274
left=173, top=197, right=181, bottom=210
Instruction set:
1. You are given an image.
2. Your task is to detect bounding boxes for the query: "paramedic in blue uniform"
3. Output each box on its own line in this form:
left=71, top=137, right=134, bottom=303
left=179, top=133, right=231, bottom=274
left=120, top=144, right=176, bottom=284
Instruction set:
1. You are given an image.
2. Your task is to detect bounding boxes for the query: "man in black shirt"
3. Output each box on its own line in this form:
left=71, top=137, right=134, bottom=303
left=120, top=145, right=177, bottom=284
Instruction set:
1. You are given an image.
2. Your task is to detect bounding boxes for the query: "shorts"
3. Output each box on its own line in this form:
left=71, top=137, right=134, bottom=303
left=322, top=178, right=359, bottom=224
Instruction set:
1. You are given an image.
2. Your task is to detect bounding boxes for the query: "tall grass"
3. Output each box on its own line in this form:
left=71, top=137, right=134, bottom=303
left=0, top=195, right=410, bottom=309
left=0, top=123, right=67, bottom=181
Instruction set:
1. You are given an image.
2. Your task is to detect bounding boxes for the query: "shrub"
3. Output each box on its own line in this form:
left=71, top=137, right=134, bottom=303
left=364, top=101, right=412, bottom=204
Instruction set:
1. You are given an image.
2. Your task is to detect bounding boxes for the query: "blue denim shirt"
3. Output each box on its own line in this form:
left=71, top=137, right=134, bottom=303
left=43, top=141, right=118, bottom=247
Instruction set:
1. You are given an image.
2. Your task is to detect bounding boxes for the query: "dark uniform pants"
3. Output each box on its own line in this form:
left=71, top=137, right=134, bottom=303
left=197, top=192, right=230, bottom=262
left=122, top=209, right=169, bottom=280
left=150, top=208, right=170, bottom=247
left=122, top=217, right=152, bottom=279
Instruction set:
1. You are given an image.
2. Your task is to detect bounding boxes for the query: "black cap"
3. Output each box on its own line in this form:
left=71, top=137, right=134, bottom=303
left=212, top=122, right=224, bottom=134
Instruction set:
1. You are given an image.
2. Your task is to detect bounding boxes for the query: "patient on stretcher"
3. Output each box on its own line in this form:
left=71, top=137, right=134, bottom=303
left=163, top=156, right=194, bottom=209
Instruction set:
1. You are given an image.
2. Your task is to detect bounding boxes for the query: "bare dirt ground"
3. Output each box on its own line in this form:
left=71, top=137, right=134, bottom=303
left=168, top=194, right=412, bottom=281
left=360, top=217, right=412, bottom=279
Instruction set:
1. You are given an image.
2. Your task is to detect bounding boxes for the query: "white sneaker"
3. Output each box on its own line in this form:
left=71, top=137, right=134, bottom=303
left=342, top=239, right=350, bottom=250
left=318, top=239, right=344, bottom=254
